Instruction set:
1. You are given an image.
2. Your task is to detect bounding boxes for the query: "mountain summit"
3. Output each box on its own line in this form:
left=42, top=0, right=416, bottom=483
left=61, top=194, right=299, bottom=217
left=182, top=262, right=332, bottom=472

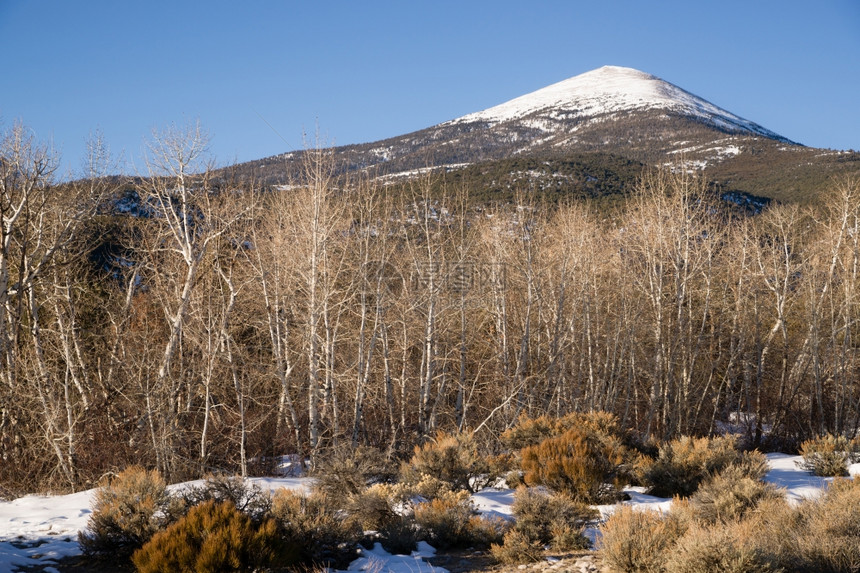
left=238, top=65, right=828, bottom=200
left=448, top=66, right=788, bottom=142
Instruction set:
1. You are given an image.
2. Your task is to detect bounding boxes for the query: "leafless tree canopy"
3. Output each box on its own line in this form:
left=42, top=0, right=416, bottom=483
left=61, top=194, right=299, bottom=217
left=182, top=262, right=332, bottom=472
left=2, top=122, right=860, bottom=494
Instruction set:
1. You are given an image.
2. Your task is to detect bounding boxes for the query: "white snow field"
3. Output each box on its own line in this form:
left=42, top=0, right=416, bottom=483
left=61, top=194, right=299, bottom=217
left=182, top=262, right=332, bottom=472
left=0, top=454, right=856, bottom=572
left=447, top=65, right=786, bottom=142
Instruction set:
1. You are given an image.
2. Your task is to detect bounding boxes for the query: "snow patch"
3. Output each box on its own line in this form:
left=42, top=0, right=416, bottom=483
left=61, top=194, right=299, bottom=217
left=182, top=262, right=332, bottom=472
left=763, top=453, right=830, bottom=504
left=347, top=541, right=445, bottom=573
left=375, top=163, right=470, bottom=184
left=369, top=146, right=393, bottom=161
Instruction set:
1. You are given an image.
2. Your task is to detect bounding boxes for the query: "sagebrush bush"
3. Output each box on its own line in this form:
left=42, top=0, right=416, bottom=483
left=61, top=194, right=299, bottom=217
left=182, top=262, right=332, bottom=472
left=642, top=435, right=740, bottom=498
left=550, top=521, right=591, bottom=551
left=78, top=466, right=171, bottom=557
left=379, top=517, right=419, bottom=555
left=396, top=472, right=452, bottom=501
left=665, top=522, right=779, bottom=573
left=729, top=450, right=771, bottom=481
left=797, top=434, right=860, bottom=477
left=271, top=488, right=361, bottom=567
left=669, top=477, right=860, bottom=573
left=488, top=452, right=517, bottom=482
left=468, top=513, right=512, bottom=549
left=347, top=483, right=399, bottom=530
left=502, top=410, right=625, bottom=450
left=509, top=486, right=595, bottom=549
left=793, top=477, right=860, bottom=572
left=312, top=445, right=396, bottom=505
left=740, top=496, right=803, bottom=571
left=131, top=500, right=285, bottom=573
left=413, top=489, right=507, bottom=549
left=599, top=505, right=683, bottom=573
left=679, top=465, right=783, bottom=525
left=179, top=474, right=272, bottom=522
left=490, top=530, right=544, bottom=564
left=745, top=497, right=806, bottom=571
left=504, top=469, right=524, bottom=488
left=402, top=431, right=496, bottom=493
left=521, top=426, right=626, bottom=503
left=501, top=415, right=564, bottom=451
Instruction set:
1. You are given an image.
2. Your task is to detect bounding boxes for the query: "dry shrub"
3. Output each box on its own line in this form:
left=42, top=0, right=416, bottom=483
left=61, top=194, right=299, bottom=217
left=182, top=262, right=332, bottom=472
left=504, top=469, right=524, bottom=488
left=373, top=473, right=455, bottom=510
left=131, top=500, right=285, bottom=573
left=338, top=483, right=419, bottom=555
left=522, top=426, right=625, bottom=503
left=667, top=497, right=697, bottom=533
left=379, top=518, right=420, bottom=555
left=488, top=452, right=517, bottom=481
left=716, top=479, right=860, bottom=572
left=179, top=474, right=271, bottom=522
left=348, top=483, right=399, bottom=530
left=642, top=435, right=739, bottom=498
left=396, top=472, right=452, bottom=500
left=490, top=530, right=544, bottom=564
left=665, top=521, right=779, bottom=573
left=680, top=465, right=783, bottom=525
left=793, top=477, right=860, bottom=572
left=550, top=521, right=591, bottom=551
left=412, top=490, right=475, bottom=547
left=741, top=496, right=804, bottom=571
left=468, top=513, right=512, bottom=549
left=502, top=410, right=625, bottom=450
left=78, top=466, right=171, bottom=557
left=271, top=488, right=361, bottom=567
left=510, top=486, right=595, bottom=549
left=599, top=505, right=682, bottom=573
left=730, top=450, right=771, bottom=481
left=312, top=445, right=396, bottom=505
left=402, top=431, right=495, bottom=493
left=501, top=415, right=564, bottom=450
left=797, top=434, right=860, bottom=477
left=413, top=489, right=507, bottom=549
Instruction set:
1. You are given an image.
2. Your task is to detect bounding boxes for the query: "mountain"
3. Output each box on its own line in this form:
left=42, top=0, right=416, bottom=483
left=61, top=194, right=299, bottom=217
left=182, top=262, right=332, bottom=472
left=447, top=65, right=791, bottom=142
left=230, top=66, right=859, bottom=204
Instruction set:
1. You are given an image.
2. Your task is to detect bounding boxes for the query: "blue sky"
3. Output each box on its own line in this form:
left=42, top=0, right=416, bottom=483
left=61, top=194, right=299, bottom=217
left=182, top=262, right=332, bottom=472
left=1, top=1, right=858, bottom=177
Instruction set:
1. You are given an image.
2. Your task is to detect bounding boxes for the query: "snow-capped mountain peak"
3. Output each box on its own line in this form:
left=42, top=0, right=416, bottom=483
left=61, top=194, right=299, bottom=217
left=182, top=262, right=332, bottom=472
left=235, top=64, right=808, bottom=188
left=448, top=65, right=786, bottom=141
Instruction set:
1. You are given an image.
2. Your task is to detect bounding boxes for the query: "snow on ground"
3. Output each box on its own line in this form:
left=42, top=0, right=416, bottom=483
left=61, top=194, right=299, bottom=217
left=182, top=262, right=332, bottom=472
left=0, top=489, right=93, bottom=572
left=348, top=541, right=446, bottom=573
left=0, top=477, right=308, bottom=572
left=0, top=454, right=849, bottom=572
left=471, top=487, right=515, bottom=520
left=764, top=452, right=831, bottom=503
left=596, top=487, right=674, bottom=518
left=766, top=452, right=860, bottom=504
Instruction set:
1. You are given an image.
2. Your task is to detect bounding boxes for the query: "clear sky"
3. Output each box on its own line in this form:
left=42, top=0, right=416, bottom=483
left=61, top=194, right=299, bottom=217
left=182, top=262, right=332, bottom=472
left=1, top=0, right=858, bottom=177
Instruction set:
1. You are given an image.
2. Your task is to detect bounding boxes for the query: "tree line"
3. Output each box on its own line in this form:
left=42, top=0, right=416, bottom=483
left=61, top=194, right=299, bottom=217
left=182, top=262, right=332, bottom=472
left=2, top=122, right=860, bottom=494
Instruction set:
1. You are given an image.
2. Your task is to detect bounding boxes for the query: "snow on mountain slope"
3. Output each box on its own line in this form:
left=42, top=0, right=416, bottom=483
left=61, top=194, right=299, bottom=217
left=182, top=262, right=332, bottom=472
left=230, top=64, right=816, bottom=188
left=448, top=66, right=788, bottom=142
